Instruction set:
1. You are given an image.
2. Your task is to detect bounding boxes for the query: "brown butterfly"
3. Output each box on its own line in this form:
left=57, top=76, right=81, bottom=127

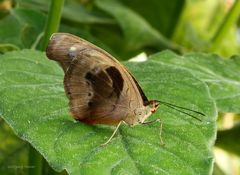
left=46, top=33, right=204, bottom=145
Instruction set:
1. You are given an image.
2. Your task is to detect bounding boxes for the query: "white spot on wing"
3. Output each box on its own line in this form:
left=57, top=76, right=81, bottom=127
left=68, top=46, right=77, bottom=59
left=69, top=46, right=77, bottom=51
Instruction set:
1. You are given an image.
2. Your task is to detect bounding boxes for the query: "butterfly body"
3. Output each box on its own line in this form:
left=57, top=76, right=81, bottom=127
left=46, top=33, right=159, bottom=126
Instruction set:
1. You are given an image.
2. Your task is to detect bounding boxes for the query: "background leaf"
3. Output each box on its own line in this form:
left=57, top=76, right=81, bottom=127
left=150, top=50, right=240, bottom=113
left=0, top=119, right=28, bottom=175
left=119, top=0, right=185, bottom=38
left=13, top=0, right=182, bottom=59
left=95, top=0, right=178, bottom=56
left=215, top=123, right=240, bottom=156
left=18, top=0, right=114, bottom=24
left=0, top=8, right=46, bottom=49
left=0, top=50, right=216, bottom=175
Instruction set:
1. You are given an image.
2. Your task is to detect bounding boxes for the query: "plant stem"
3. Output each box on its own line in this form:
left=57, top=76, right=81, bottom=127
left=210, top=0, right=240, bottom=51
left=41, top=0, right=65, bottom=51
left=28, top=146, right=43, bottom=175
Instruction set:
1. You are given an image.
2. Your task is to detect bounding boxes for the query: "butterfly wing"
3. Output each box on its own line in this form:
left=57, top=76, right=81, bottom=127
left=46, top=33, right=147, bottom=125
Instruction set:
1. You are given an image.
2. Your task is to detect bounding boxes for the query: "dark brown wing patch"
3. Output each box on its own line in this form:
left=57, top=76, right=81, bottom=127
left=106, top=66, right=124, bottom=98
left=85, top=68, right=114, bottom=99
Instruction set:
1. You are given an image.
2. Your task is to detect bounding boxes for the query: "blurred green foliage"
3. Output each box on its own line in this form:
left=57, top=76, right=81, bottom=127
left=0, top=0, right=237, bottom=57
left=0, top=0, right=240, bottom=175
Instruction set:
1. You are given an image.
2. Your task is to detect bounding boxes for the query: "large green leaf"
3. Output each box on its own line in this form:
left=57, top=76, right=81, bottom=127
left=0, top=50, right=216, bottom=174
left=150, top=50, right=240, bottom=112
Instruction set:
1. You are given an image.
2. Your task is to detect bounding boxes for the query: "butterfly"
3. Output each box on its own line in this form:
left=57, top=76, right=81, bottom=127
left=46, top=33, right=204, bottom=145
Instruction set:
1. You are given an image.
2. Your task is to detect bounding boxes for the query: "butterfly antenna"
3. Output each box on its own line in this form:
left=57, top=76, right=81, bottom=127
left=157, top=100, right=205, bottom=121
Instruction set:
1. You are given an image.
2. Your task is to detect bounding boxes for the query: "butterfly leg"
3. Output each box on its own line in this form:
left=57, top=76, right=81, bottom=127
left=101, top=121, right=123, bottom=146
left=143, top=118, right=164, bottom=146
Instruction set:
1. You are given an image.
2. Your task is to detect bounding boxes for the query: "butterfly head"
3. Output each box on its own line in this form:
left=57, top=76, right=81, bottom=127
left=132, top=100, right=160, bottom=124
left=148, top=100, right=160, bottom=113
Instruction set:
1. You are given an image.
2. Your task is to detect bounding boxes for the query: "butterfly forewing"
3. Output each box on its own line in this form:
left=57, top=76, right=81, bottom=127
left=46, top=33, right=147, bottom=125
